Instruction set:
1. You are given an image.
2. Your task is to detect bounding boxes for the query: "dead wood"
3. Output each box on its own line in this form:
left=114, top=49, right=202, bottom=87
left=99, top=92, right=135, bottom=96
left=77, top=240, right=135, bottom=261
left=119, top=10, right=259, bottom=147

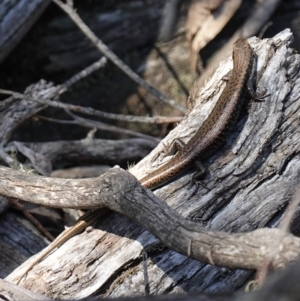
left=51, top=0, right=186, bottom=113
left=5, top=138, right=158, bottom=176
left=0, top=1, right=164, bottom=72
left=0, top=80, right=60, bottom=146
left=1, top=166, right=300, bottom=272
left=51, top=165, right=110, bottom=178
left=0, top=211, right=51, bottom=280
left=4, top=259, right=300, bottom=301
left=0, top=279, right=51, bottom=301
left=0, top=29, right=300, bottom=299
left=0, top=0, right=50, bottom=63
left=34, top=1, right=165, bottom=74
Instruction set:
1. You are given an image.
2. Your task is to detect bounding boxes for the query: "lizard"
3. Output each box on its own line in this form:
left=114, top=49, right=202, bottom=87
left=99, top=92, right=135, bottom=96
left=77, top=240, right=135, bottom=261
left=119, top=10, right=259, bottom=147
left=16, top=38, right=259, bottom=284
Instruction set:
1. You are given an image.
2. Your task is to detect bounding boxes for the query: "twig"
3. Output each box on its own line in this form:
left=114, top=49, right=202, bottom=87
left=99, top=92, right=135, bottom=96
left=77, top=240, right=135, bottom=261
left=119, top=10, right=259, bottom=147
left=10, top=198, right=55, bottom=242
left=0, top=89, right=20, bottom=96
left=258, top=22, right=273, bottom=39
left=65, top=110, right=160, bottom=142
left=154, top=45, right=189, bottom=97
left=37, top=113, right=160, bottom=143
left=0, top=89, right=182, bottom=124
left=51, top=0, right=187, bottom=113
left=142, top=251, right=150, bottom=295
left=63, top=57, right=107, bottom=88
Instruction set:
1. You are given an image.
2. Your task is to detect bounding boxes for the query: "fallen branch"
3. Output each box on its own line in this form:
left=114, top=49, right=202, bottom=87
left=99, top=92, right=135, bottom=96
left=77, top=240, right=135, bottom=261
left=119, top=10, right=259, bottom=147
left=2, top=166, right=299, bottom=276
left=5, top=138, right=158, bottom=175
left=0, top=89, right=183, bottom=124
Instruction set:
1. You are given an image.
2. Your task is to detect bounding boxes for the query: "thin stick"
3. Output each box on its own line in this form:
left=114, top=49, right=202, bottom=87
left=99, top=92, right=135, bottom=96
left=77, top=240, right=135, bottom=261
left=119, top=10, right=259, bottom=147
left=63, top=57, right=107, bottom=88
left=51, top=0, right=187, bottom=113
left=38, top=113, right=160, bottom=142
left=10, top=198, right=55, bottom=242
left=0, top=89, right=182, bottom=124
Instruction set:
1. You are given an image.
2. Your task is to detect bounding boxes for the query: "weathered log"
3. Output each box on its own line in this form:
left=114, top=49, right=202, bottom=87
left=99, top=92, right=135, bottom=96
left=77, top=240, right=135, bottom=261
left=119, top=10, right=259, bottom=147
left=0, top=80, right=60, bottom=145
left=4, top=258, right=300, bottom=301
left=5, top=138, right=158, bottom=175
left=1, top=29, right=300, bottom=300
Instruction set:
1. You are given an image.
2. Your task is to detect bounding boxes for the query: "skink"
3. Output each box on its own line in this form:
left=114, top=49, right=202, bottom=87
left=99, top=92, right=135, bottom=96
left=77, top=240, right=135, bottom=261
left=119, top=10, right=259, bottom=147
left=17, top=38, right=255, bottom=284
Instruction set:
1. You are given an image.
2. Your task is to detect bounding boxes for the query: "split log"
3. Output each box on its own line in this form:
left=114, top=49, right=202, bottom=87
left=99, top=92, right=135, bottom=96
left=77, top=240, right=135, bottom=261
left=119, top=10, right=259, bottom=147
left=2, top=234, right=300, bottom=301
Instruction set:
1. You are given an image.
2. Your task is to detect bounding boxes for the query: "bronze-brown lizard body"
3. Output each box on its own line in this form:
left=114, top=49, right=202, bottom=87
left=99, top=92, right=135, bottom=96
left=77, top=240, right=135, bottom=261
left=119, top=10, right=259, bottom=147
left=16, top=38, right=256, bottom=284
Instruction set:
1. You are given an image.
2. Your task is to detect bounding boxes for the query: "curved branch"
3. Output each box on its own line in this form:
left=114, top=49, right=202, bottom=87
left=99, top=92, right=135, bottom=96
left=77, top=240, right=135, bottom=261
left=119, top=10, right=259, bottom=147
left=1, top=166, right=300, bottom=274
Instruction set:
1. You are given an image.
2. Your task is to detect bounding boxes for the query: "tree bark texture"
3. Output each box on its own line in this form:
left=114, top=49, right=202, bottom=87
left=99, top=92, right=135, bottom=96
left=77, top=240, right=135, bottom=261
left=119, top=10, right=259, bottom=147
left=4, top=259, right=300, bottom=301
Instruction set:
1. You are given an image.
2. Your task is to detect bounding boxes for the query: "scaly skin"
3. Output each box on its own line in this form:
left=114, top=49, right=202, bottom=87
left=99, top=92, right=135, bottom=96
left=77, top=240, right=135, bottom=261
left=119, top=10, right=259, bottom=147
left=140, top=38, right=254, bottom=189
left=16, top=39, right=254, bottom=284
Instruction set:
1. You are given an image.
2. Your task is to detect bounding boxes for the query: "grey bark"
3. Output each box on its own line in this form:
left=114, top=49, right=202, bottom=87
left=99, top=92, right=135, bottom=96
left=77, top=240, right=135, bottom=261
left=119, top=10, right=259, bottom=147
left=0, top=80, right=59, bottom=145
left=5, top=138, right=158, bottom=176
left=1, top=29, right=300, bottom=299
left=4, top=259, right=300, bottom=301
